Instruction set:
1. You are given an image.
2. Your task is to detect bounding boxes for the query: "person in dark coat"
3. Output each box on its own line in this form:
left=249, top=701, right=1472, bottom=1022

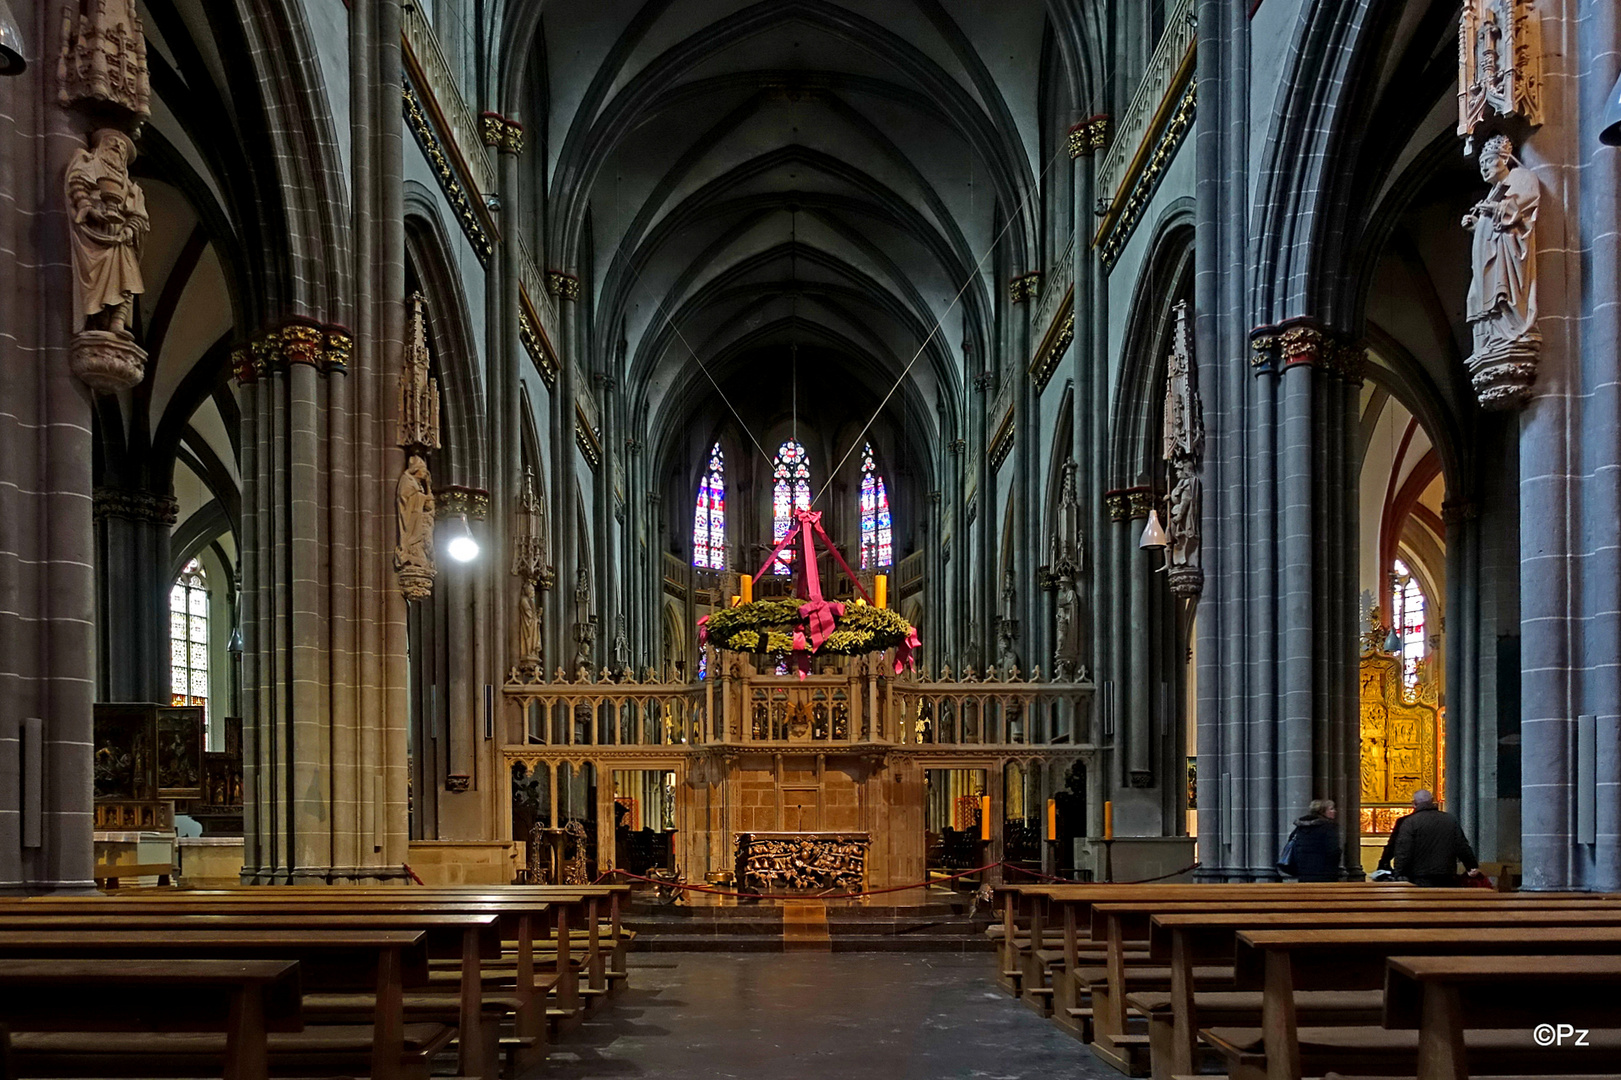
left=1285, top=799, right=1342, bottom=882
left=1391, top=790, right=1483, bottom=886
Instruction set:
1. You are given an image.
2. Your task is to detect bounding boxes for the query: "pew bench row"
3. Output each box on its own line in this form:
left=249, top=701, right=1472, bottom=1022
left=990, top=881, right=1621, bottom=1080
left=0, top=884, right=632, bottom=1080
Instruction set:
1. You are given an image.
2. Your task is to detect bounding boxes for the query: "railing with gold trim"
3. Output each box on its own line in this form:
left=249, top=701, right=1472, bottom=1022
left=401, top=3, right=496, bottom=198
left=502, top=658, right=1096, bottom=751
left=1094, top=0, right=1196, bottom=215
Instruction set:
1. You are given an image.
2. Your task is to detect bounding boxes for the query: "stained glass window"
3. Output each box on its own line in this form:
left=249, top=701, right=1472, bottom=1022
left=859, top=443, right=893, bottom=569
left=1391, top=558, right=1426, bottom=688
left=772, top=440, right=811, bottom=574
left=692, top=443, right=726, bottom=569
left=170, top=558, right=208, bottom=712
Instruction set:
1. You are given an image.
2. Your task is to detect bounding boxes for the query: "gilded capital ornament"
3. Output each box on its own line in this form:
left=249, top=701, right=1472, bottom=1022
left=1067, top=114, right=1110, bottom=158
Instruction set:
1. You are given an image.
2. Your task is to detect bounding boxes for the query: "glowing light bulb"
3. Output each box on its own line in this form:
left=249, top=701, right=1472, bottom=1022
left=446, top=515, right=479, bottom=562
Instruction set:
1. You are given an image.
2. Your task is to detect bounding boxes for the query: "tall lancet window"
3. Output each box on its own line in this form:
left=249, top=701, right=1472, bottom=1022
left=1391, top=558, right=1427, bottom=688
left=859, top=443, right=893, bottom=569
left=170, top=558, right=209, bottom=714
left=772, top=439, right=811, bottom=574
left=692, top=443, right=726, bottom=569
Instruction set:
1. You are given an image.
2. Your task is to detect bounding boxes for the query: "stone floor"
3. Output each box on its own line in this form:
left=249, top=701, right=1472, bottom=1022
left=532, top=952, right=1119, bottom=1079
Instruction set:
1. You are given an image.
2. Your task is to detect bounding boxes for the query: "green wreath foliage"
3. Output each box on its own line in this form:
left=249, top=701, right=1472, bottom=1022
left=704, top=598, right=914, bottom=657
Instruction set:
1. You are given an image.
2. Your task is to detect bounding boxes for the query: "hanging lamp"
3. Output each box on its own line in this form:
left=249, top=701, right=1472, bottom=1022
left=0, top=1, right=25, bottom=75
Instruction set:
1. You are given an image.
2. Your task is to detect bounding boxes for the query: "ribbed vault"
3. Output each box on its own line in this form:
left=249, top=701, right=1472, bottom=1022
left=510, top=0, right=1073, bottom=522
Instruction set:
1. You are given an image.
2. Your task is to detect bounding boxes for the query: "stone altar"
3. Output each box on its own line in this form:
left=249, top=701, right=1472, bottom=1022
left=735, top=831, right=870, bottom=893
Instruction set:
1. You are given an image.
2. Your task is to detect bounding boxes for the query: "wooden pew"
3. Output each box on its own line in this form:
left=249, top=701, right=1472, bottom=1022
left=1205, top=926, right=1621, bottom=1080
left=998, top=882, right=1535, bottom=1005
left=0, top=922, right=437, bottom=1080
left=1138, top=906, right=1621, bottom=1080
left=7, top=900, right=506, bottom=1080
left=0, top=958, right=299, bottom=1080
left=1005, top=884, right=1550, bottom=1057
left=92, top=861, right=174, bottom=888
left=1382, top=954, right=1621, bottom=1080
left=171, top=885, right=633, bottom=1001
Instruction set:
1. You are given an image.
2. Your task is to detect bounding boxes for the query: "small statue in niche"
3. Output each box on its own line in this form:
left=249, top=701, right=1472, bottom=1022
left=395, top=454, right=437, bottom=600
left=516, top=581, right=541, bottom=672
left=1462, top=134, right=1541, bottom=408
left=573, top=567, right=595, bottom=668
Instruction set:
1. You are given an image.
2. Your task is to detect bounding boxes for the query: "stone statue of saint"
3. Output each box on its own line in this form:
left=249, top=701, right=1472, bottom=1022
left=1462, top=135, right=1540, bottom=406
left=1053, top=576, right=1076, bottom=678
left=1168, top=471, right=1202, bottom=566
left=517, top=581, right=541, bottom=667
left=66, top=129, right=148, bottom=340
left=395, top=454, right=435, bottom=573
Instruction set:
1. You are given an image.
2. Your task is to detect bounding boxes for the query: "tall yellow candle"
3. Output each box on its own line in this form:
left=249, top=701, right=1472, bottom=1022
left=1103, top=800, right=1114, bottom=840
left=1046, top=798, right=1057, bottom=841
left=740, top=574, right=753, bottom=604
left=980, top=794, right=992, bottom=842
left=875, top=573, right=887, bottom=609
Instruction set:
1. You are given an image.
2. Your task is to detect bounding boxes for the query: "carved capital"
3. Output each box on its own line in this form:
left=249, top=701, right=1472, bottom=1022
left=480, top=111, right=505, bottom=147
left=1441, top=500, right=1480, bottom=525
left=231, top=343, right=259, bottom=385
left=93, top=487, right=178, bottom=526
left=973, top=372, right=994, bottom=394
left=280, top=321, right=324, bottom=368
left=439, top=486, right=491, bottom=521
left=323, top=325, right=353, bottom=373
left=1067, top=114, right=1111, bottom=158
left=1104, top=490, right=1130, bottom=522
left=1278, top=321, right=1327, bottom=369
left=1249, top=328, right=1278, bottom=373
left=547, top=271, right=580, bottom=302
left=1126, top=488, right=1154, bottom=520
left=1009, top=273, right=1042, bottom=304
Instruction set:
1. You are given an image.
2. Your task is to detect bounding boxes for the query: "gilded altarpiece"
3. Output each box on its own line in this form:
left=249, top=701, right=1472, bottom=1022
left=1358, top=650, right=1445, bottom=837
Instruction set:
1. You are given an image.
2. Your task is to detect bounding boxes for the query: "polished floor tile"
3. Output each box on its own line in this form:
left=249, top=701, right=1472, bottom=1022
left=534, top=952, right=1119, bottom=1079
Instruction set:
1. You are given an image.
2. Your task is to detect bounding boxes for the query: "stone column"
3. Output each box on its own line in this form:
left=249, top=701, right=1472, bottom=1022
left=0, top=2, right=98, bottom=892
left=1518, top=0, right=1621, bottom=891
left=94, top=490, right=177, bottom=703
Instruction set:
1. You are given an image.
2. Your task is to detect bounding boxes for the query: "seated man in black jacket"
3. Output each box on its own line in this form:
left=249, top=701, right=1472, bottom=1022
left=1391, top=789, right=1485, bottom=886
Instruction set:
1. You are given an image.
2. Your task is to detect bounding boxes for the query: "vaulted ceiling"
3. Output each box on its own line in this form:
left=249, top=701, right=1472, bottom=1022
left=520, top=0, right=1076, bottom=484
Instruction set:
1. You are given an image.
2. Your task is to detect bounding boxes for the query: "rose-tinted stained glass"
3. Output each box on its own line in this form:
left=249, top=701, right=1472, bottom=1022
left=858, top=444, right=892, bottom=569
left=692, top=443, right=727, bottom=569
left=772, top=440, right=811, bottom=574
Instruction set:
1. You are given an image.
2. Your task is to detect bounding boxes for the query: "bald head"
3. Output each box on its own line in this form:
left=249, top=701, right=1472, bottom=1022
left=1412, top=790, right=1436, bottom=810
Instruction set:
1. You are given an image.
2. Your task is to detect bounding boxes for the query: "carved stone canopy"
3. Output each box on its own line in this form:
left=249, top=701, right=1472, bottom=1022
left=398, top=293, right=441, bottom=450
left=1458, top=0, right=1541, bottom=153
left=58, top=0, right=151, bottom=120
